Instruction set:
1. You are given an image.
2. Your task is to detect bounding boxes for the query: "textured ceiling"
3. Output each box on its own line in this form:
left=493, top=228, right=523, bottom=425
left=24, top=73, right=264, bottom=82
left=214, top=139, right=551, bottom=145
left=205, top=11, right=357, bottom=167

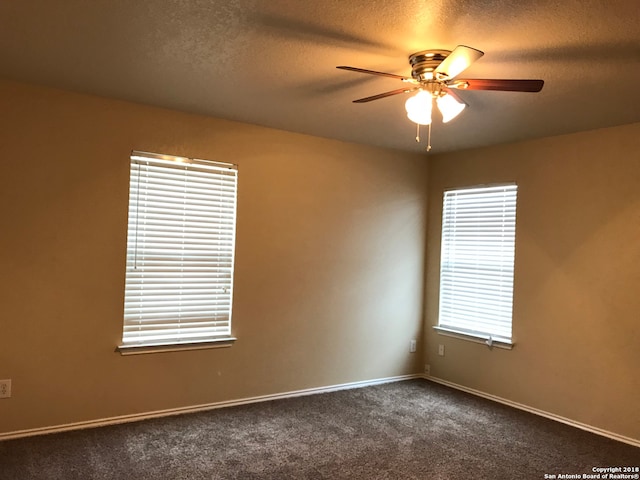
left=1, top=0, right=639, bottom=153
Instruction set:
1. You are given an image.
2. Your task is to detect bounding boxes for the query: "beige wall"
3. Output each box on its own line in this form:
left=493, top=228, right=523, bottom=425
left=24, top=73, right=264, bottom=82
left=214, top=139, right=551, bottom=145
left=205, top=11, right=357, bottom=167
left=425, top=122, right=640, bottom=440
left=3, top=77, right=637, bottom=442
left=0, top=79, right=427, bottom=434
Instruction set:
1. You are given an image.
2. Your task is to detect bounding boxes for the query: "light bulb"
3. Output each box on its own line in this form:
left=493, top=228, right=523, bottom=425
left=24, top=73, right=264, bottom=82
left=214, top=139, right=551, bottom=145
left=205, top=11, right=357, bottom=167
left=436, top=93, right=465, bottom=123
left=405, top=91, right=432, bottom=125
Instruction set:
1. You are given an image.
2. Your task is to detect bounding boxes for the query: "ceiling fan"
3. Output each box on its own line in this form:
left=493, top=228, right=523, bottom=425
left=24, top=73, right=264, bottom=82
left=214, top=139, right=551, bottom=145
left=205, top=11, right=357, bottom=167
left=336, top=45, right=544, bottom=150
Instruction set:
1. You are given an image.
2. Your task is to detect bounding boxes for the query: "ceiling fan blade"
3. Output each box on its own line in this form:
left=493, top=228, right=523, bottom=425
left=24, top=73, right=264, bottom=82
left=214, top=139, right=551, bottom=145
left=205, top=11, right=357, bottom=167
left=450, top=79, right=544, bottom=92
left=337, top=66, right=409, bottom=81
left=434, top=45, right=484, bottom=79
left=353, top=87, right=418, bottom=103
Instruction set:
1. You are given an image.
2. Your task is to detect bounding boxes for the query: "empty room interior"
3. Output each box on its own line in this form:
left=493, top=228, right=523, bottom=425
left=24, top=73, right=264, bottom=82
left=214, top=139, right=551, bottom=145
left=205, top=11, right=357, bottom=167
left=0, top=1, right=639, bottom=478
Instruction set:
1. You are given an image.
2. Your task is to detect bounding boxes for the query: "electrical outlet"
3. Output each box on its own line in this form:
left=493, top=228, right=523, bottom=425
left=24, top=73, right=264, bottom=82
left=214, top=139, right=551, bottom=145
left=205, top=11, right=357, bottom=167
left=0, top=379, right=11, bottom=398
left=424, top=364, right=430, bottom=376
left=438, top=344, right=445, bottom=356
left=409, top=339, right=417, bottom=353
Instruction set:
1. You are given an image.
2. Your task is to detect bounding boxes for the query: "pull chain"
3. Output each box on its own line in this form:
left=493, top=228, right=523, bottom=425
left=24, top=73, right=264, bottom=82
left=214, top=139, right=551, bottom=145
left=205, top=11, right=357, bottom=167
left=413, top=123, right=432, bottom=152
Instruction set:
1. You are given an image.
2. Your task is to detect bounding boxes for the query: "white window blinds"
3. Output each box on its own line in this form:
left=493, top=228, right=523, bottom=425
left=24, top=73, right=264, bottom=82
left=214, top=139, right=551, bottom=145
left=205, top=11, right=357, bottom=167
left=122, top=151, right=238, bottom=348
left=437, top=184, right=517, bottom=344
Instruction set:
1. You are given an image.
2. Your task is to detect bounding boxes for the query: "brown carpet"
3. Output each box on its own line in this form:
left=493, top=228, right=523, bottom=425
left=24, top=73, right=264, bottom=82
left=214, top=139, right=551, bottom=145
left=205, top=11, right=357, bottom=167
left=0, top=379, right=638, bottom=479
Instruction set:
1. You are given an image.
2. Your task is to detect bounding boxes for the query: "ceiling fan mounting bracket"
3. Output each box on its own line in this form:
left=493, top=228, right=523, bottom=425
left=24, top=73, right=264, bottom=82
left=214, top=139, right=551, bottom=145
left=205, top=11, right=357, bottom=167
left=448, top=81, right=470, bottom=89
left=408, top=50, right=451, bottom=81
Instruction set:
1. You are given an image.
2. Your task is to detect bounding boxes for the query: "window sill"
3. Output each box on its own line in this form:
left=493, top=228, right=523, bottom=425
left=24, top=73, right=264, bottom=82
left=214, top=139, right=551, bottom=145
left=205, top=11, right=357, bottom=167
left=433, top=326, right=513, bottom=350
left=116, top=337, right=237, bottom=356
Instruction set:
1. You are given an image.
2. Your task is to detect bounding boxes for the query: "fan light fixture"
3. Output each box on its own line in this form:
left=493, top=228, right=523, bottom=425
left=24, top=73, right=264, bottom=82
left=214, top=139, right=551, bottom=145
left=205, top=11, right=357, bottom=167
left=436, top=93, right=466, bottom=123
left=404, top=91, right=432, bottom=125
left=405, top=91, right=466, bottom=125
left=404, top=90, right=466, bottom=150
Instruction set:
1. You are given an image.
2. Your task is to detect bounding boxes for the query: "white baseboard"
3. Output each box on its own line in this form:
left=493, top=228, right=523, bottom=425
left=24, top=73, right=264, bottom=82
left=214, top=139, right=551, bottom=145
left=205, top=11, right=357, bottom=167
left=423, top=374, right=640, bottom=449
left=4, top=374, right=638, bottom=449
left=0, top=374, right=422, bottom=441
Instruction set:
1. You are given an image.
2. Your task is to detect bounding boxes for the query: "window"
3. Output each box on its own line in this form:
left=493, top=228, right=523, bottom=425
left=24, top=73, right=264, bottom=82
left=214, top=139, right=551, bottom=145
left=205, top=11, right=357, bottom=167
left=120, top=151, right=238, bottom=350
left=436, top=184, right=517, bottom=346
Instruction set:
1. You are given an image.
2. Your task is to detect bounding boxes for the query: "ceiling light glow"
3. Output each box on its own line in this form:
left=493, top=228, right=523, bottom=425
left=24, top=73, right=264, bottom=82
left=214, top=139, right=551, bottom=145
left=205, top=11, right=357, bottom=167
left=405, top=91, right=432, bottom=125
left=436, top=94, right=466, bottom=123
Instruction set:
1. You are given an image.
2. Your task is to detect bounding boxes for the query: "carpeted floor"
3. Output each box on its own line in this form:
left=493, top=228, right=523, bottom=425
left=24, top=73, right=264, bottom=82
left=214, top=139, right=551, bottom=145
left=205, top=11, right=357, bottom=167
left=0, top=379, right=638, bottom=479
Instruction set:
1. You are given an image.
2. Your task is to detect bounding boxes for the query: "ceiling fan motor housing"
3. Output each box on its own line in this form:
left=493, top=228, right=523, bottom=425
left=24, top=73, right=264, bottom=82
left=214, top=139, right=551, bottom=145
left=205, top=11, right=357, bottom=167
left=409, top=50, right=451, bottom=81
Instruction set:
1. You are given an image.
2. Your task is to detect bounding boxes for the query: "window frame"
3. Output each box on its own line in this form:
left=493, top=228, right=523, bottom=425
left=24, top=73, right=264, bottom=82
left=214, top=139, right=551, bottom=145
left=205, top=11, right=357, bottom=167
left=434, top=183, right=518, bottom=349
left=117, top=151, right=238, bottom=355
